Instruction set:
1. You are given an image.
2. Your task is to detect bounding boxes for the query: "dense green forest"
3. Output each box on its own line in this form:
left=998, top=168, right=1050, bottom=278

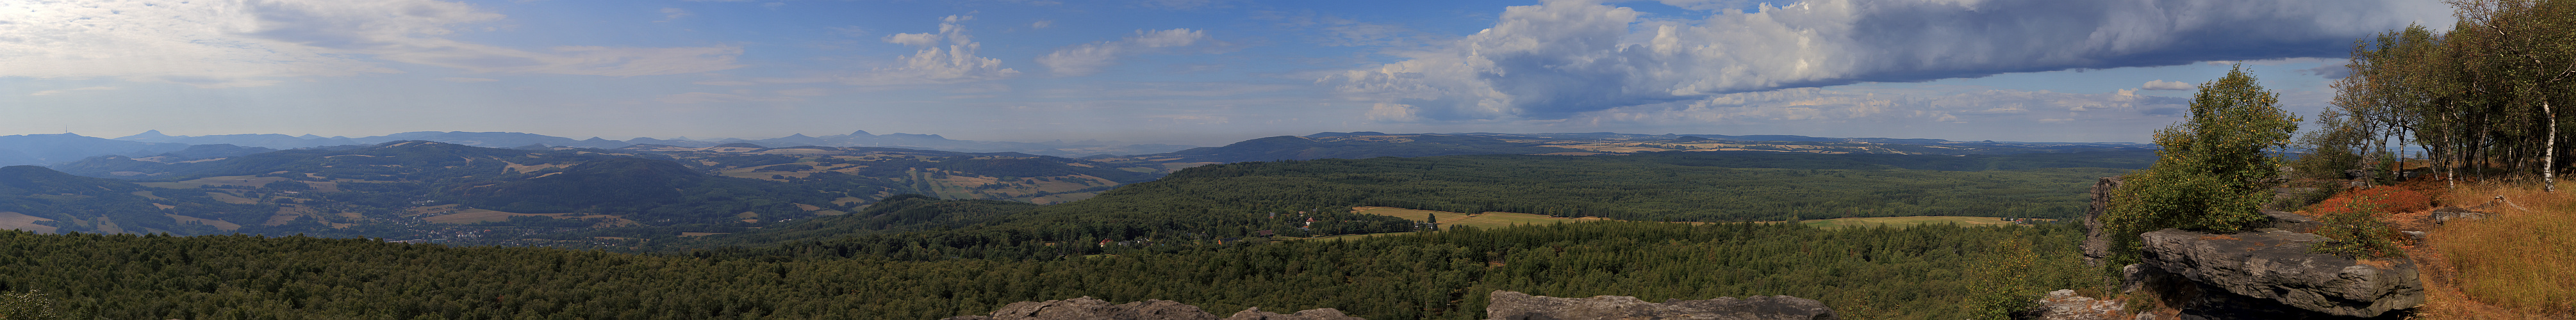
left=0, top=221, right=2094, bottom=319
left=1053, top=150, right=2143, bottom=223
left=582, top=150, right=2138, bottom=257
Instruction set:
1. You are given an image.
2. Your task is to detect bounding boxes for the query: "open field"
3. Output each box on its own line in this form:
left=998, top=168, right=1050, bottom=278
left=0, top=212, right=58, bottom=234
left=1350, top=207, right=1609, bottom=229
left=1328, top=207, right=2033, bottom=240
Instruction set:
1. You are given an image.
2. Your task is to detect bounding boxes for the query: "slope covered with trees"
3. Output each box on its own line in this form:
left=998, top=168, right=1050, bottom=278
left=0, top=221, right=2094, bottom=319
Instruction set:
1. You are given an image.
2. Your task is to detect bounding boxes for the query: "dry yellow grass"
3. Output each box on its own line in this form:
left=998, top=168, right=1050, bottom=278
left=2415, top=180, right=2576, bottom=318
left=0, top=212, right=59, bottom=234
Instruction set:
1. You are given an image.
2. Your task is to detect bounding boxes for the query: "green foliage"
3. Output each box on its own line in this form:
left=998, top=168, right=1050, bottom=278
left=2310, top=195, right=2404, bottom=259
left=0, top=221, right=2096, bottom=319
left=2104, top=65, right=2302, bottom=266
left=1961, top=239, right=2045, bottom=319
left=0, top=290, right=58, bottom=320
left=2290, top=108, right=2369, bottom=181
left=2331, top=1, right=2576, bottom=188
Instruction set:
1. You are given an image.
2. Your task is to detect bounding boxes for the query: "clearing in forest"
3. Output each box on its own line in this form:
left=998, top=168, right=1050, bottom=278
left=1350, top=206, right=1608, bottom=230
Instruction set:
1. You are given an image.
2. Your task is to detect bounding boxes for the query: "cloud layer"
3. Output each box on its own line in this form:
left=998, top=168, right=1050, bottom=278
left=1328, top=0, right=2450, bottom=121
left=0, top=0, right=744, bottom=88
left=839, top=15, right=1021, bottom=85
left=1037, top=29, right=1212, bottom=76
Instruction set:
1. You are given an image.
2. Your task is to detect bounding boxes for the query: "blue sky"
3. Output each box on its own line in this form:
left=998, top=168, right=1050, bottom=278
left=2, top=0, right=2454, bottom=145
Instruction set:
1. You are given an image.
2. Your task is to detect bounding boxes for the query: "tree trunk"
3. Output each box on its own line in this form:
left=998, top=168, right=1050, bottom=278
left=2547, top=100, right=2557, bottom=192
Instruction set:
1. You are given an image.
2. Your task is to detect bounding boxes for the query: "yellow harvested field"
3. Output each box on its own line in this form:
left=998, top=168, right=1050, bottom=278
left=0, top=212, right=60, bottom=234
left=1350, top=207, right=1608, bottom=230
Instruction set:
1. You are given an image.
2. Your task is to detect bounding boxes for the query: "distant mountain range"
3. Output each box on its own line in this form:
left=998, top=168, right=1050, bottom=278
left=0, top=129, right=2149, bottom=168
left=8, top=140, right=1168, bottom=237
left=1094, top=131, right=2152, bottom=165
left=0, top=130, right=1201, bottom=166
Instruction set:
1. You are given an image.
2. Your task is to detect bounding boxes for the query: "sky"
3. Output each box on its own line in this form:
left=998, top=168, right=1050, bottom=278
left=1, top=0, right=2457, bottom=146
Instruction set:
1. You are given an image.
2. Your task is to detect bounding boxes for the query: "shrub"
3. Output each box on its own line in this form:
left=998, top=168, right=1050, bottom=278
left=2309, top=194, right=2404, bottom=259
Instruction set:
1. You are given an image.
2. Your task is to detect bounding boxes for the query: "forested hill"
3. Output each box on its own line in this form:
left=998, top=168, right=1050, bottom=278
left=633, top=150, right=2145, bottom=260
left=8, top=141, right=1168, bottom=239
left=1094, top=132, right=2152, bottom=167
left=0, top=221, right=2095, bottom=319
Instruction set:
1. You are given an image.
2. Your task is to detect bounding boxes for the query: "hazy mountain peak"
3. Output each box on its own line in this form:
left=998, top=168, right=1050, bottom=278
left=118, top=130, right=172, bottom=140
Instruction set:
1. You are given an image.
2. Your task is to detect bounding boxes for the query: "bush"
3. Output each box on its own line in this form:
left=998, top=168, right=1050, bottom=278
left=2310, top=195, right=2404, bottom=259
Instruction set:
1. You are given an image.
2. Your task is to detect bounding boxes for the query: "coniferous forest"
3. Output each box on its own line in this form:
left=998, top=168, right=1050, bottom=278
left=0, top=221, right=2092, bottom=319
left=0, top=147, right=2140, bottom=319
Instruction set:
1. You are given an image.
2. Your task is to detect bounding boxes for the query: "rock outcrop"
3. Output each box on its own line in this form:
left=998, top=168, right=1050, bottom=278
left=2083, top=177, right=2123, bottom=266
left=2136, top=228, right=2422, bottom=318
left=2263, top=210, right=2320, bottom=233
left=2031, top=289, right=2132, bottom=320
left=1483, top=290, right=1838, bottom=320
left=941, top=297, right=1360, bottom=320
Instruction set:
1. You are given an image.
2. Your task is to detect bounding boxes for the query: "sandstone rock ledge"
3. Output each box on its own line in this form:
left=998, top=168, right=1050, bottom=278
left=1483, top=291, right=1838, bottom=320
left=945, top=291, right=1837, bottom=320
left=2137, top=228, right=2421, bottom=319
left=939, top=296, right=1360, bottom=320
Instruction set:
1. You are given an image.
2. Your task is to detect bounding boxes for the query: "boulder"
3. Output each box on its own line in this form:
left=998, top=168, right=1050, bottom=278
left=2031, top=289, right=2131, bottom=320
left=943, top=297, right=1218, bottom=320
left=2136, top=229, right=2422, bottom=318
left=2429, top=207, right=2490, bottom=225
left=1226, top=307, right=1364, bottom=320
left=2263, top=211, right=2320, bottom=233
left=1482, top=290, right=1837, bottom=320
left=943, top=297, right=1359, bottom=320
left=2083, top=177, right=2124, bottom=266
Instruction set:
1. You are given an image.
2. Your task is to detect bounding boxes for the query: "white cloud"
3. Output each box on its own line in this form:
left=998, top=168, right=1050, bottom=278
left=1037, top=29, right=1212, bottom=76
left=883, top=33, right=940, bottom=47
left=2141, top=80, right=2194, bottom=90
left=1537, top=86, right=2192, bottom=140
left=1325, top=0, right=2451, bottom=121
left=839, top=15, right=1020, bottom=85
left=29, top=86, right=119, bottom=96
left=1032, top=20, right=1056, bottom=29
left=657, top=8, right=693, bottom=22
left=0, top=0, right=743, bottom=87
left=438, top=77, right=500, bottom=83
